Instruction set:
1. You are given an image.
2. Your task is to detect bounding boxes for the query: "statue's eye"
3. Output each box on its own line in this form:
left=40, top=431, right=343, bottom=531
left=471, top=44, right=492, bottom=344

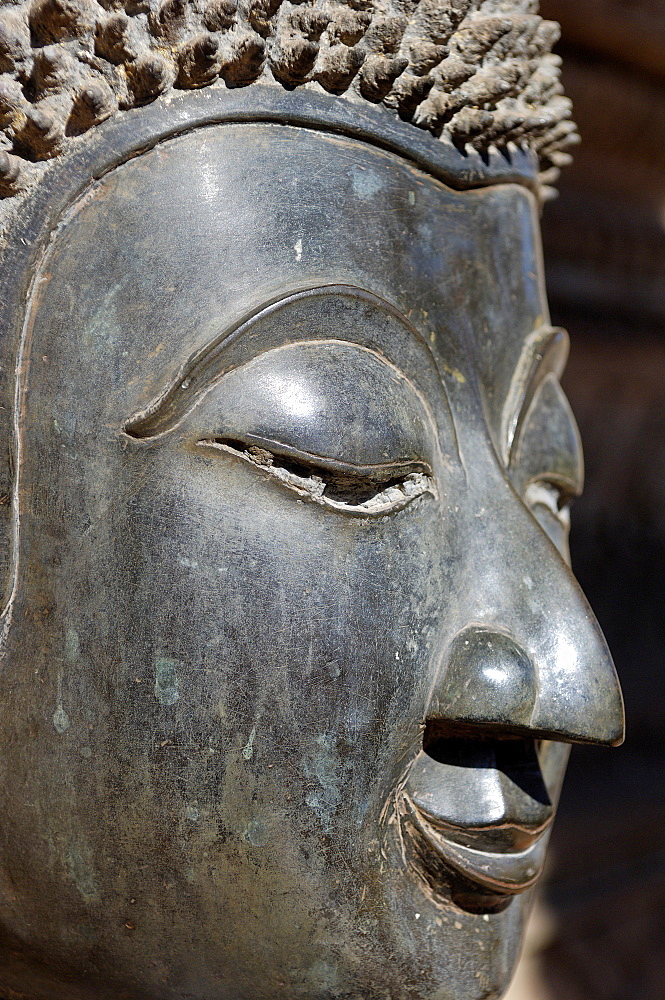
left=197, top=437, right=434, bottom=516
left=523, top=478, right=573, bottom=552
left=179, top=339, right=438, bottom=518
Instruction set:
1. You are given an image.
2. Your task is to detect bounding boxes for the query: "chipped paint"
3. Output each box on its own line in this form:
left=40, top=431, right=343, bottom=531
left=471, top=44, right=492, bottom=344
left=442, top=363, right=466, bottom=384
left=53, top=670, right=70, bottom=733
left=154, top=656, right=180, bottom=706
left=351, top=166, right=383, bottom=200
left=65, top=628, right=79, bottom=663
left=242, top=725, right=256, bottom=760
left=65, top=843, right=99, bottom=901
left=244, top=819, right=268, bottom=847
left=178, top=556, right=199, bottom=570
left=303, top=734, right=342, bottom=831
left=53, top=704, right=70, bottom=734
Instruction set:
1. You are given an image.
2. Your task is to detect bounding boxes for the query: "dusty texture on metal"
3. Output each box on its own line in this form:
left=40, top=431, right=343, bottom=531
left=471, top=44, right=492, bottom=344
left=0, top=115, right=623, bottom=1000
left=0, top=2, right=621, bottom=997
left=0, top=0, right=576, bottom=209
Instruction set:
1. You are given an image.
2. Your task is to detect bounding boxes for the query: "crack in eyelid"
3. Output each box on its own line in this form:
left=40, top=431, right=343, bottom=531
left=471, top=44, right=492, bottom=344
left=197, top=437, right=436, bottom=514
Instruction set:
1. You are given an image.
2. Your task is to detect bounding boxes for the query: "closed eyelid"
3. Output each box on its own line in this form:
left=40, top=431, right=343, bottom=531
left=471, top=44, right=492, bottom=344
left=124, top=284, right=446, bottom=443
left=198, top=432, right=433, bottom=479
left=174, top=340, right=437, bottom=474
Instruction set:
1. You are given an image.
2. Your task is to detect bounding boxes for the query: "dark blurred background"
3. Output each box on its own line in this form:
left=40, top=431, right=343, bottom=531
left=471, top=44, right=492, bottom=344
left=507, top=3, right=665, bottom=997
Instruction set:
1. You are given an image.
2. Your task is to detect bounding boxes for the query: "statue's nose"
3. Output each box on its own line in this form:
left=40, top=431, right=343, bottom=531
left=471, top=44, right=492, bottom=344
left=428, top=622, right=624, bottom=747
left=435, top=627, right=538, bottom=730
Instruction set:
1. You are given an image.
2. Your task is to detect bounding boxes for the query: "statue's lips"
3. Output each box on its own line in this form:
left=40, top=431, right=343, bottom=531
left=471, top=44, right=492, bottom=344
left=404, top=796, right=551, bottom=894
left=402, top=740, right=555, bottom=895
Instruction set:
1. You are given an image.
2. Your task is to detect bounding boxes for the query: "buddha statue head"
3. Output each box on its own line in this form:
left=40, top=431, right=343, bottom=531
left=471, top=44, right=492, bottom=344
left=0, top=1, right=624, bottom=998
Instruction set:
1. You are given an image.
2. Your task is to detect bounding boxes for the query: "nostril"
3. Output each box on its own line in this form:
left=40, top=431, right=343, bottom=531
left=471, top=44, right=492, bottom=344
left=426, top=738, right=494, bottom=769
left=423, top=722, right=497, bottom=768
left=421, top=720, right=552, bottom=807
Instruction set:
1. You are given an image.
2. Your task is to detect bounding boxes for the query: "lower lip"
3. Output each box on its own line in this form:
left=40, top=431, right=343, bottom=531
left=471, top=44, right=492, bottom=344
left=402, top=795, right=551, bottom=896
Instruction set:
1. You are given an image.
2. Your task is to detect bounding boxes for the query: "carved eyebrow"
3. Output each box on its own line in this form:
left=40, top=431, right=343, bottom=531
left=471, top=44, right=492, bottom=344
left=501, top=326, right=570, bottom=468
left=124, top=284, right=434, bottom=441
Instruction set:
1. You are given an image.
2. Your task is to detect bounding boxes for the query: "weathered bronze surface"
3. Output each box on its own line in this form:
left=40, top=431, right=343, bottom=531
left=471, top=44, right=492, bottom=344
left=0, top=2, right=624, bottom=999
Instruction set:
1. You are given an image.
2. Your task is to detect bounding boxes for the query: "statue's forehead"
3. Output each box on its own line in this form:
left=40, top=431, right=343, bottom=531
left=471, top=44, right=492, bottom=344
left=32, top=123, right=547, bottom=444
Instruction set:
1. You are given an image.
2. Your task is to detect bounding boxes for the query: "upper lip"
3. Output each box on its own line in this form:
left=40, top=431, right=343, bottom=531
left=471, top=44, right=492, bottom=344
left=401, top=737, right=555, bottom=895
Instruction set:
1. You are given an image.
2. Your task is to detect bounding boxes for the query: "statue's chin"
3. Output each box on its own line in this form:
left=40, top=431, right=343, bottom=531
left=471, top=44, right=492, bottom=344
left=0, top=804, right=529, bottom=1000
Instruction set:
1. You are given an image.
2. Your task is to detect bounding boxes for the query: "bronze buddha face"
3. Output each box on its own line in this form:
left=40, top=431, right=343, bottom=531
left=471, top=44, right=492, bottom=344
left=0, top=117, right=623, bottom=1000
left=0, top=0, right=624, bottom=994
